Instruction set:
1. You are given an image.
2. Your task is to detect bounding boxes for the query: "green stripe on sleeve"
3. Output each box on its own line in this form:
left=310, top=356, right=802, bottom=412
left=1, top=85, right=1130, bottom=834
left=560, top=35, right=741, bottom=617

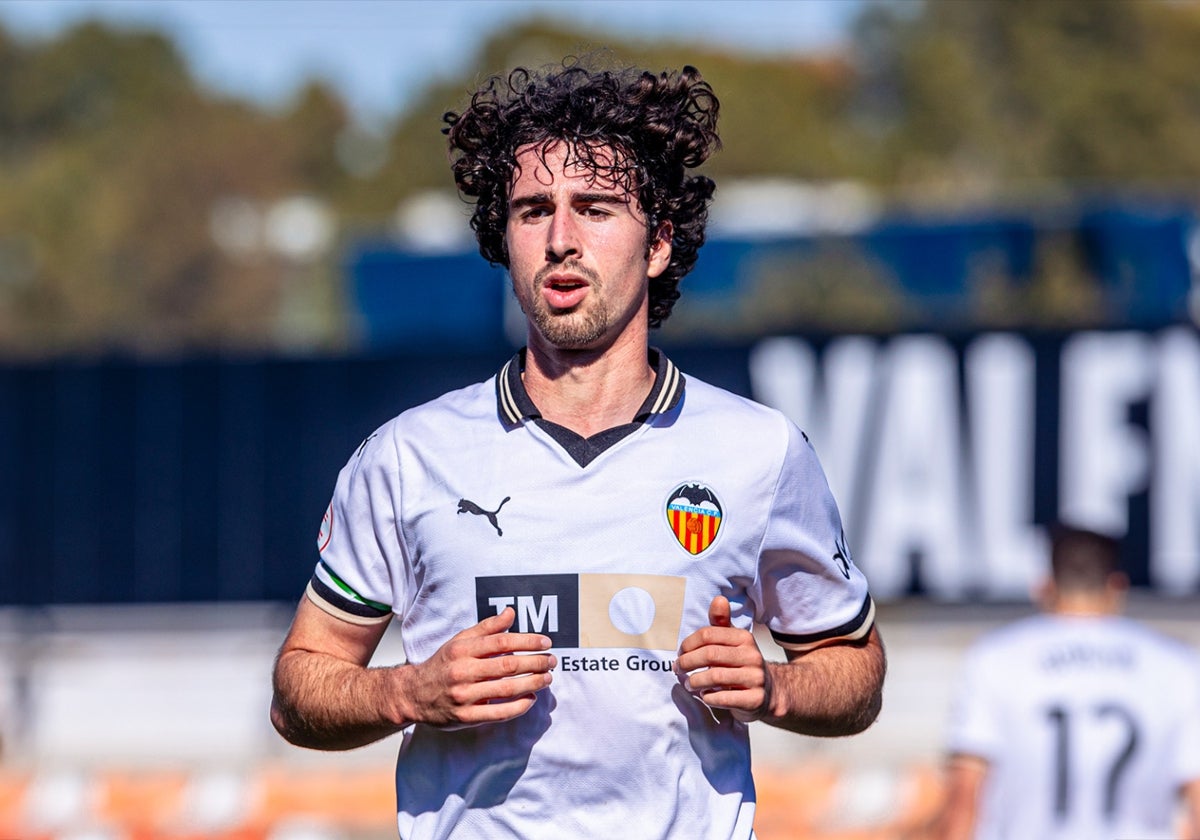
left=318, top=560, right=391, bottom=612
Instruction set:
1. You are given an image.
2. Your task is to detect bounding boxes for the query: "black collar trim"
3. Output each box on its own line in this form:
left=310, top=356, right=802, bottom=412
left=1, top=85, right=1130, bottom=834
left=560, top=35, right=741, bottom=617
left=496, top=347, right=684, bottom=427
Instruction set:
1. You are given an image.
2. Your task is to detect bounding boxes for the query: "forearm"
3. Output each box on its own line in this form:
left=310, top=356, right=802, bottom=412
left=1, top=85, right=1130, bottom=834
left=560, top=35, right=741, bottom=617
left=1183, top=779, right=1200, bottom=840
left=930, top=754, right=988, bottom=840
left=271, top=648, right=410, bottom=751
left=271, top=603, right=556, bottom=749
left=758, top=625, right=885, bottom=736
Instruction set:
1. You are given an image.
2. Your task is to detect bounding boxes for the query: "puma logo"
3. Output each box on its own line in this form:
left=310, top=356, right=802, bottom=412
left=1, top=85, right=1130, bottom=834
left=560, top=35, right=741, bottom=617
left=457, top=496, right=511, bottom=536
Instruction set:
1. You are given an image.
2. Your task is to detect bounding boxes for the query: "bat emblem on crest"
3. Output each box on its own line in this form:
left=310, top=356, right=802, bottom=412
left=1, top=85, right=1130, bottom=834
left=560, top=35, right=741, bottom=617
left=665, top=482, right=723, bottom=555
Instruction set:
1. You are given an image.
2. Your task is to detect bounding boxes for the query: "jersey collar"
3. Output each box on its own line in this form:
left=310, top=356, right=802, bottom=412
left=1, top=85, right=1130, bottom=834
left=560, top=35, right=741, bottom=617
left=496, top=347, right=685, bottom=426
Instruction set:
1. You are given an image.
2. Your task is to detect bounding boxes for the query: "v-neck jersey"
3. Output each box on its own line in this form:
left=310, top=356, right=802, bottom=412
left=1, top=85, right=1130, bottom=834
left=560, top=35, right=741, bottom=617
left=496, top=346, right=684, bottom=467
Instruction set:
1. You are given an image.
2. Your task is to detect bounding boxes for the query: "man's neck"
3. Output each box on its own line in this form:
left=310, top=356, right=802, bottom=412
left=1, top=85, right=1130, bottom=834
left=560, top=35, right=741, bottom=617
left=522, top=336, right=655, bottom=438
left=1048, top=592, right=1122, bottom=617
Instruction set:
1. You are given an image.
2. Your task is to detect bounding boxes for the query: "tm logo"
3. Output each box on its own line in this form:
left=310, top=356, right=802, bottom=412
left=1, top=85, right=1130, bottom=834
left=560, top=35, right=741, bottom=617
left=477, top=574, right=579, bottom=647
left=486, top=594, right=560, bottom=633
left=475, top=573, right=687, bottom=651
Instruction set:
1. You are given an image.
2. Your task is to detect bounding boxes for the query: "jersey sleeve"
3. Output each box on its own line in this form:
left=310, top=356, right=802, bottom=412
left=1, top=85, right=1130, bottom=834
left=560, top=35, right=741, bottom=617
left=1173, top=650, right=1200, bottom=786
left=944, top=642, right=1003, bottom=762
left=750, top=420, right=874, bottom=652
left=305, top=429, right=403, bottom=626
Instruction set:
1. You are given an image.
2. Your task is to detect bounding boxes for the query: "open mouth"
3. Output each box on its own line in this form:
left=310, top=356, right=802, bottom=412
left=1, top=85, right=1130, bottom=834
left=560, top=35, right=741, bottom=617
left=542, top=274, right=589, bottom=309
left=549, top=278, right=586, bottom=292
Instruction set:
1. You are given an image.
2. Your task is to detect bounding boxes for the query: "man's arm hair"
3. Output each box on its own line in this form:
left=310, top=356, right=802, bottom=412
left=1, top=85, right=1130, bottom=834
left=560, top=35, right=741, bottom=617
left=271, top=595, right=557, bottom=750
left=760, top=623, right=886, bottom=736
left=677, top=597, right=884, bottom=737
left=270, top=596, right=407, bottom=750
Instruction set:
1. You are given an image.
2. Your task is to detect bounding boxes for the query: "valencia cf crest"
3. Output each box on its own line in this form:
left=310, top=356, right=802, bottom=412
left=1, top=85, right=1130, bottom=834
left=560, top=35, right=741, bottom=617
left=665, top=482, right=723, bottom=555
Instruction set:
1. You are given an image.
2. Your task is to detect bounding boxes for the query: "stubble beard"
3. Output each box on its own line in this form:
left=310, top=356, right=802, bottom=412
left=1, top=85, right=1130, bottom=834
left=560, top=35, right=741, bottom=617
left=514, top=277, right=610, bottom=350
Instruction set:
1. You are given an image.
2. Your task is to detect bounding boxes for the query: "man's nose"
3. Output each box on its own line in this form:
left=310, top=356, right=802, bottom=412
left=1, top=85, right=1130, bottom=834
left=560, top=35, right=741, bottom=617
left=546, top=209, right=580, bottom=262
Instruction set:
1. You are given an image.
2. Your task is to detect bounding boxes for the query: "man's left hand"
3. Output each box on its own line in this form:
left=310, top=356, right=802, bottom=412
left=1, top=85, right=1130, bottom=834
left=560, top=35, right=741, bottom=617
left=676, top=595, right=773, bottom=723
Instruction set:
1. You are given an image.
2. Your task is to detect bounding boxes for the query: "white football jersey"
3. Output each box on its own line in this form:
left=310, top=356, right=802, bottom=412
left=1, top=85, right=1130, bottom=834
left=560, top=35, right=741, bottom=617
left=308, top=349, right=874, bottom=840
left=946, top=612, right=1200, bottom=840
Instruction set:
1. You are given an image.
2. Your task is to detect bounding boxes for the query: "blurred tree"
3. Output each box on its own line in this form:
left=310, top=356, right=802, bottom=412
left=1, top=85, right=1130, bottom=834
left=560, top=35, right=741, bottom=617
left=858, top=0, right=1200, bottom=197
left=280, top=80, right=352, bottom=196
left=0, top=21, right=350, bottom=357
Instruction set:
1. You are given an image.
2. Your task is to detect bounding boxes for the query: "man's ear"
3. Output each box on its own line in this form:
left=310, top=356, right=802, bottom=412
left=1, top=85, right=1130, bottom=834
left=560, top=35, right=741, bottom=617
left=647, top=221, right=673, bottom=279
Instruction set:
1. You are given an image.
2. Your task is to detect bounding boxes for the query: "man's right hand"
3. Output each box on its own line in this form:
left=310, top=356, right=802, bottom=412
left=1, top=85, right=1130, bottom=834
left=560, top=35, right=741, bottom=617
left=397, top=607, right=556, bottom=728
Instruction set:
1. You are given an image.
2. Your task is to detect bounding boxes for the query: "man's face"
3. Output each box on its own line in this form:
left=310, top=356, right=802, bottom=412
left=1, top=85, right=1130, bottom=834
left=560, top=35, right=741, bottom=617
left=505, top=141, right=671, bottom=352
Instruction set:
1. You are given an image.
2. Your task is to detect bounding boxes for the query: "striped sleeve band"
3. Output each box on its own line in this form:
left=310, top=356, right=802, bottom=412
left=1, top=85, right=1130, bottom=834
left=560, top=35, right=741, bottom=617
left=305, top=561, right=392, bottom=626
left=769, top=595, right=875, bottom=652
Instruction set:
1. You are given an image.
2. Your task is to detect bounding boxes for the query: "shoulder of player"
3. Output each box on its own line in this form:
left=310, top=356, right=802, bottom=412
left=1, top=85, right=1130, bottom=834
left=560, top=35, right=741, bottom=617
left=679, top=374, right=806, bottom=442
left=396, top=378, right=497, bottom=427
left=1114, top=616, right=1200, bottom=666
left=351, top=379, right=496, bottom=465
left=964, top=613, right=1048, bottom=658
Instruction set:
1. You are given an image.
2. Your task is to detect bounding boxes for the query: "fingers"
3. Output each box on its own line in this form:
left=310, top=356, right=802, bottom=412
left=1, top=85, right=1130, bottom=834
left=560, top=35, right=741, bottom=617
left=404, top=607, right=561, bottom=728
left=678, top=612, right=743, bottom=660
left=692, top=688, right=768, bottom=723
left=674, top=597, right=770, bottom=721
left=450, top=655, right=556, bottom=728
left=446, top=667, right=555, bottom=708
left=411, top=648, right=555, bottom=729
left=461, top=606, right=522, bottom=639
left=455, top=607, right=553, bottom=656
left=449, top=651, right=556, bottom=683
left=463, top=606, right=551, bottom=644
left=453, top=693, right=540, bottom=725
left=708, top=595, right=732, bottom=628
left=684, top=665, right=763, bottom=694
left=676, top=636, right=759, bottom=673
left=677, top=595, right=739, bottom=656
left=682, top=661, right=768, bottom=723
left=681, top=660, right=770, bottom=723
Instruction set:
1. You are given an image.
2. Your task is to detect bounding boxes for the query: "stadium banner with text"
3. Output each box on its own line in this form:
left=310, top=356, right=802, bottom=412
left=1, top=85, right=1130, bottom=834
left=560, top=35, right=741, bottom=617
left=738, top=326, right=1200, bottom=601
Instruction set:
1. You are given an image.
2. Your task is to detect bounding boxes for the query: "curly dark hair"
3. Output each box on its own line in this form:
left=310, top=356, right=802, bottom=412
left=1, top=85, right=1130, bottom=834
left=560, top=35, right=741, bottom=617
left=442, top=60, right=720, bottom=328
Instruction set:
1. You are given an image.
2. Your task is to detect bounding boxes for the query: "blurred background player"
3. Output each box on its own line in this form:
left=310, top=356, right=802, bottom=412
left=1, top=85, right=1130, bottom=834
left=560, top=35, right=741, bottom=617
left=934, top=522, right=1200, bottom=840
